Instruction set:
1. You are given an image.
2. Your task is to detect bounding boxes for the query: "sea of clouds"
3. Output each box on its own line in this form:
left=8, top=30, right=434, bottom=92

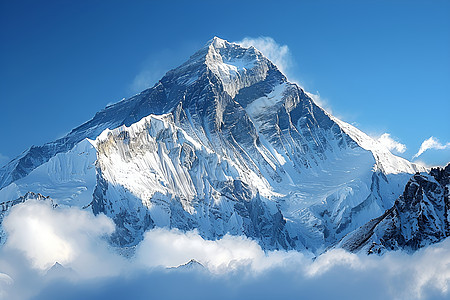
left=0, top=199, right=449, bottom=300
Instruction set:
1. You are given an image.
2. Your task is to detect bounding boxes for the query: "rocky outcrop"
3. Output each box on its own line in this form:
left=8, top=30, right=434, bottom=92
left=338, top=164, right=450, bottom=254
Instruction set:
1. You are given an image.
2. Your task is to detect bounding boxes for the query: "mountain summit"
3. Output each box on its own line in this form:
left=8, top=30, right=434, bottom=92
left=0, top=37, right=426, bottom=253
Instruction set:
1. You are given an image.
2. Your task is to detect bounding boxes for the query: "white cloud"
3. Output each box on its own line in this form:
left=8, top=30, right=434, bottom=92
left=413, top=136, right=450, bottom=159
left=135, top=228, right=262, bottom=272
left=136, top=228, right=450, bottom=299
left=2, top=200, right=124, bottom=277
left=28, top=232, right=450, bottom=300
left=1, top=199, right=450, bottom=300
left=135, top=228, right=307, bottom=273
left=236, top=37, right=292, bottom=77
left=377, top=133, right=407, bottom=154
left=0, top=273, right=13, bottom=299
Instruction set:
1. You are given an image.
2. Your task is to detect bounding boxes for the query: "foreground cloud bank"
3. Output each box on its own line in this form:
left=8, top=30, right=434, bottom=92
left=0, top=200, right=449, bottom=300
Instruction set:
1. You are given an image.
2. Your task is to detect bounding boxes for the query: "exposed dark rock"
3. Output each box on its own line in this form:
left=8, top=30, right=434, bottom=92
left=339, top=164, right=450, bottom=254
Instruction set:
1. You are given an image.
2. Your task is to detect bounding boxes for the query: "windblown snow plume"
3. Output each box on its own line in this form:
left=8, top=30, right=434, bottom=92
left=413, top=136, right=450, bottom=159
left=236, top=36, right=291, bottom=75
left=377, top=133, right=406, bottom=154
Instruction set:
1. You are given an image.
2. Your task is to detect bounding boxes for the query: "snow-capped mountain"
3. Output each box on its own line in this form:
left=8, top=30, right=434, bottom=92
left=338, top=164, right=449, bottom=254
left=0, top=37, right=427, bottom=253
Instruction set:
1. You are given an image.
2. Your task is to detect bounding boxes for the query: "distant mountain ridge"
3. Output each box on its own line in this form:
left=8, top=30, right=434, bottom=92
left=0, top=37, right=429, bottom=253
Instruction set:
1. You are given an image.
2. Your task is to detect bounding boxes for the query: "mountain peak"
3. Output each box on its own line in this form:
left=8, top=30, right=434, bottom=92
left=204, top=36, right=254, bottom=60
left=208, top=36, right=230, bottom=49
left=198, top=37, right=286, bottom=98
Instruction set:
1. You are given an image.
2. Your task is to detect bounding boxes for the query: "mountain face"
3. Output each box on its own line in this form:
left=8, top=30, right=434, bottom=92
left=338, top=164, right=450, bottom=254
left=0, top=37, right=427, bottom=253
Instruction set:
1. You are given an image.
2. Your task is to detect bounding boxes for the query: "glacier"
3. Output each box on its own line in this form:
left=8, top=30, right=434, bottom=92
left=0, top=37, right=428, bottom=253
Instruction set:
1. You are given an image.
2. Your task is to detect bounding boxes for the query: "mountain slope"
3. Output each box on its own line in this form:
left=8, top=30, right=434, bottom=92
left=0, top=37, right=426, bottom=252
left=338, top=164, right=450, bottom=254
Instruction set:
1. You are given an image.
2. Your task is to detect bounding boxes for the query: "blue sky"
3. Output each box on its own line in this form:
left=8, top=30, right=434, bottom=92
left=0, top=0, right=449, bottom=167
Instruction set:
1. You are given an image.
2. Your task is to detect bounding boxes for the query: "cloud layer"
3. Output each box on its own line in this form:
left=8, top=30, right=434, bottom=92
left=413, top=136, right=450, bottom=159
left=0, top=200, right=450, bottom=300
left=135, top=228, right=309, bottom=274
left=2, top=200, right=125, bottom=278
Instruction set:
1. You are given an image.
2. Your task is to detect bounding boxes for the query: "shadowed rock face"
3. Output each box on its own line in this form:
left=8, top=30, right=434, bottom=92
left=0, top=37, right=427, bottom=253
left=339, top=164, right=450, bottom=254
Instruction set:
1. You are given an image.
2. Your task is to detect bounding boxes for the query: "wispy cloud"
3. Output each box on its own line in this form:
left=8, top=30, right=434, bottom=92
left=413, top=136, right=450, bottom=159
left=377, top=133, right=406, bottom=154
left=306, top=91, right=334, bottom=114
left=235, top=37, right=292, bottom=78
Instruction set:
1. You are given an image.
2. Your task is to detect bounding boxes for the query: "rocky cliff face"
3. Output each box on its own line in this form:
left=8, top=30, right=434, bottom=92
left=338, top=164, right=450, bottom=254
left=0, top=37, right=427, bottom=253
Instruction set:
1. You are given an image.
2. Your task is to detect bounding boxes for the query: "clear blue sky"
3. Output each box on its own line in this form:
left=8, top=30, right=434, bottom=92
left=1, top=0, right=449, bottom=167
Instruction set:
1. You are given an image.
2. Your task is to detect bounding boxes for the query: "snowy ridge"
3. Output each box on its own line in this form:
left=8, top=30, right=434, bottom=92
left=330, top=116, right=426, bottom=174
left=0, top=139, right=97, bottom=208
